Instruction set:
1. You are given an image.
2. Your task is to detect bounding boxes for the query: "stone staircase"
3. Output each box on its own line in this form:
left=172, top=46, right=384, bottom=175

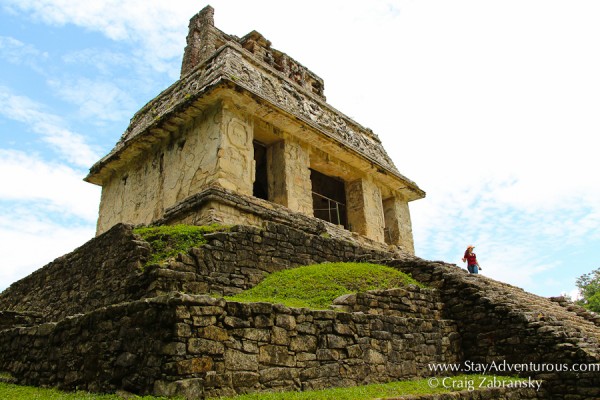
left=380, top=257, right=600, bottom=399
left=463, top=275, right=600, bottom=345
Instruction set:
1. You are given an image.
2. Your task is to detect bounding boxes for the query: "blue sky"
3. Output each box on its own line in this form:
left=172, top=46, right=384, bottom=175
left=1, top=0, right=599, bottom=298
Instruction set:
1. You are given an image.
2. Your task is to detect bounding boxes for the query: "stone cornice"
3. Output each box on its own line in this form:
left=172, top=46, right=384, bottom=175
left=86, top=43, right=424, bottom=200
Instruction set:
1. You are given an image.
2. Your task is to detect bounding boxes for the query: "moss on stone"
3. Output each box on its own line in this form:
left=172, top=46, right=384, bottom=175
left=134, top=224, right=228, bottom=267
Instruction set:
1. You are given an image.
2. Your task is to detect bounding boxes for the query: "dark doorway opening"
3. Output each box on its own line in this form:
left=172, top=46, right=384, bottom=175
left=310, top=169, right=347, bottom=228
left=253, top=141, right=269, bottom=200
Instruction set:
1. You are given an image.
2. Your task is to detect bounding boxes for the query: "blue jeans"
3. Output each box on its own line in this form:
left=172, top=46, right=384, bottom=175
left=468, top=264, right=479, bottom=274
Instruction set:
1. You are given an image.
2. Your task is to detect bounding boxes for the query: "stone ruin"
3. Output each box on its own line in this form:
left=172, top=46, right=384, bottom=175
left=85, top=5, right=424, bottom=254
left=0, top=6, right=599, bottom=400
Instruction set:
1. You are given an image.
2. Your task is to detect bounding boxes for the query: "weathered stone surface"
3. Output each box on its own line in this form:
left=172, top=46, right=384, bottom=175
left=0, top=223, right=151, bottom=322
left=1, top=218, right=594, bottom=400
left=85, top=6, right=424, bottom=251
left=224, top=349, right=258, bottom=371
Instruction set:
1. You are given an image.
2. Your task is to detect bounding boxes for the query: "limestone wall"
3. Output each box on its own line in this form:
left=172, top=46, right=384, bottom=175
left=144, top=222, right=394, bottom=298
left=0, top=292, right=460, bottom=399
left=97, top=105, right=224, bottom=234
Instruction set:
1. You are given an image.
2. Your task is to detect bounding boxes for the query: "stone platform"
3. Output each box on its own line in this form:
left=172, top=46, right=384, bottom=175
left=0, top=221, right=598, bottom=399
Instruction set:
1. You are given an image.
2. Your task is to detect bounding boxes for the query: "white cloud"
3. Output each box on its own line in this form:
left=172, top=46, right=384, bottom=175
left=0, top=149, right=100, bottom=290
left=62, top=48, right=129, bottom=74
left=0, top=210, right=95, bottom=291
left=0, top=149, right=100, bottom=221
left=0, top=87, right=99, bottom=166
left=48, top=77, right=136, bottom=123
left=2, top=0, right=200, bottom=77
left=0, top=35, right=48, bottom=68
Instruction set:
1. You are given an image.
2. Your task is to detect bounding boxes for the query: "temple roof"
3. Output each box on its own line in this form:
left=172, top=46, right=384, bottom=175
left=85, top=6, right=424, bottom=201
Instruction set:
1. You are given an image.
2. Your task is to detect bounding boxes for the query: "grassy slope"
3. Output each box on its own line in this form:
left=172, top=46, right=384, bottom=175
left=227, top=262, right=423, bottom=309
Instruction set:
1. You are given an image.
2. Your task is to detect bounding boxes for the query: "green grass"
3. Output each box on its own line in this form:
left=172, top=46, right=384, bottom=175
left=209, top=375, right=528, bottom=399
left=134, top=224, right=227, bottom=266
left=0, top=382, right=171, bottom=399
left=0, top=376, right=528, bottom=400
left=227, top=262, right=423, bottom=309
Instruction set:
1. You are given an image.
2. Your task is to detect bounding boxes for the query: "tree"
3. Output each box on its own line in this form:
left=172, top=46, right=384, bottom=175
left=575, top=267, right=600, bottom=313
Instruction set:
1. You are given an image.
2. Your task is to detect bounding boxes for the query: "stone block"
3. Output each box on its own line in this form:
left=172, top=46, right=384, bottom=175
left=290, top=335, right=317, bottom=353
left=232, top=328, right=270, bottom=342
left=275, top=314, right=296, bottom=330
left=161, top=342, right=187, bottom=356
left=231, top=371, right=260, bottom=387
left=224, top=349, right=258, bottom=371
left=188, top=338, right=224, bottom=355
left=176, top=357, right=213, bottom=374
left=258, top=345, right=295, bottom=367
left=192, top=315, right=217, bottom=327
left=271, top=326, right=290, bottom=346
left=201, top=325, right=229, bottom=341
left=259, top=367, right=299, bottom=384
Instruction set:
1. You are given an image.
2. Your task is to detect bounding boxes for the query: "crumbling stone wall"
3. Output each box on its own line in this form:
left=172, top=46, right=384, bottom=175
left=0, top=219, right=393, bottom=323
left=0, top=224, right=152, bottom=322
left=382, top=258, right=600, bottom=400
left=1, top=220, right=598, bottom=399
left=146, top=222, right=396, bottom=298
left=331, top=287, right=445, bottom=319
left=0, top=292, right=460, bottom=399
left=548, top=296, right=600, bottom=327
left=0, top=296, right=178, bottom=394
left=0, top=311, right=43, bottom=331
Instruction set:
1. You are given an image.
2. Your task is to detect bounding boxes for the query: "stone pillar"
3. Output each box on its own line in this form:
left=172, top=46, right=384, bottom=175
left=215, top=102, right=254, bottom=196
left=383, top=195, right=415, bottom=254
left=346, top=177, right=385, bottom=243
left=267, top=136, right=313, bottom=215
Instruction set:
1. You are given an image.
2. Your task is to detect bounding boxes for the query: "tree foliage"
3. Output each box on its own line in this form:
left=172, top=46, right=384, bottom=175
left=575, top=267, right=600, bottom=313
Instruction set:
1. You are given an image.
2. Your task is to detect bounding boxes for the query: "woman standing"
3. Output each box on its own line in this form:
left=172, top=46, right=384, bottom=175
left=462, top=245, right=481, bottom=274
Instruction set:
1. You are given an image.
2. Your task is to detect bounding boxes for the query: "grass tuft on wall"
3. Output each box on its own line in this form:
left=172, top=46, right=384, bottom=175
left=134, top=224, right=227, bottom=266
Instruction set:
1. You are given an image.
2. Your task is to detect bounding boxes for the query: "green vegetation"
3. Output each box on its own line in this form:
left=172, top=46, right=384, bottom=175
left=134, top=224, right=227, bottom=266
left=210, top=375, right=528, bottom=399
left=227, top=262, right=423, bottom=309
left=576, top=267, right=600, bottom=312
left=0, top=375, right=528, bottom=400
left=0, top=382, right=172, bottom=399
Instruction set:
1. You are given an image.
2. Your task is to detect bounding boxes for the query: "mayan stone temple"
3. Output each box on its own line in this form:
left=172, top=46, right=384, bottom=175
left=85, top=5, right=424, bottom=253
left=0, top=6, right=599, bottom=400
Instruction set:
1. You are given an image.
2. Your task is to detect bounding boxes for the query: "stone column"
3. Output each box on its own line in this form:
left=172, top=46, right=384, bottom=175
left=215, top=101, right=254, bottom=196
left=267, top=135, right=313, bottom=215
left=346, top=177, right=385, bottom=243
left=383, top=195, right=415, bottom=254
